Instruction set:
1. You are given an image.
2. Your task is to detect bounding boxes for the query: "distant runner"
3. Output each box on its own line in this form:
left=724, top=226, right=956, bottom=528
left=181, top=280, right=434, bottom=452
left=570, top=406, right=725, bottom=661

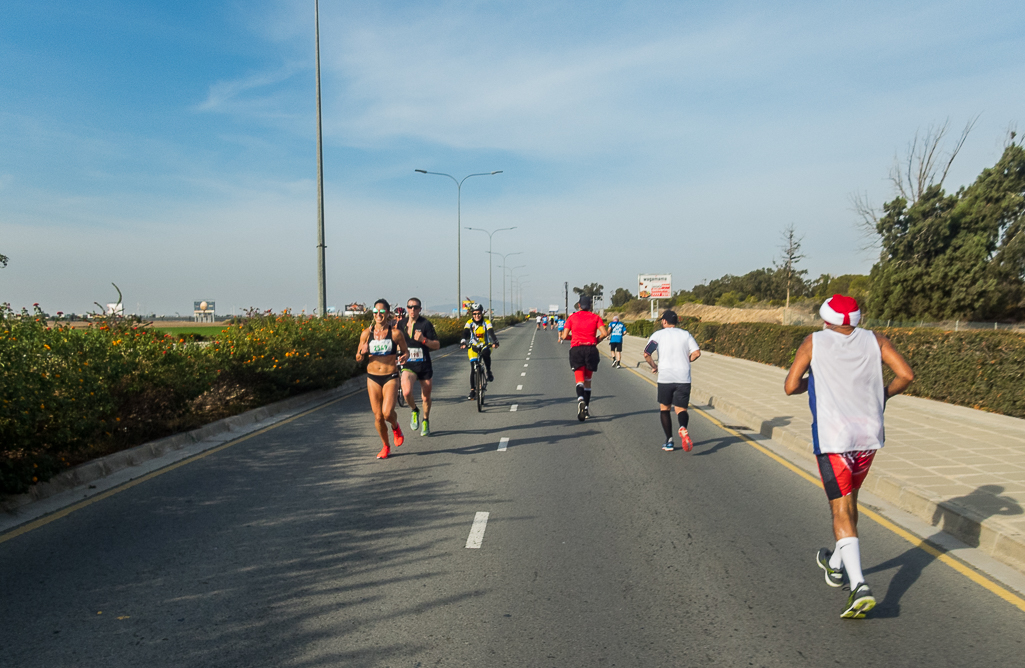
left=560, top=295, right=608, bottom=421
left=398, top=297, right=440, bottom=437
left=642, top=310, right=700, bottom=451
left=556, top=315, right=566, bottom=343
left=784, top=294, right=914, bottom=619
left=607, top=315, right=627, bottom=368
left=355, top=299, right=410, bottom=459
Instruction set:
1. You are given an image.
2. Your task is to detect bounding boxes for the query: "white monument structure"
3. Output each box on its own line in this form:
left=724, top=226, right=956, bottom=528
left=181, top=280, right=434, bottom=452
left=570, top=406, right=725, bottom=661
left=193, top=300, right=216, bottom=323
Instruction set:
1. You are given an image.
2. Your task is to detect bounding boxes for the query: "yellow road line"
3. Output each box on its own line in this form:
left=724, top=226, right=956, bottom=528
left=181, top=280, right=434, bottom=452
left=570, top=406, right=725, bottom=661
left=0, top=390, right=361, bottom=545
left=613, top=347, right=1025, bottom=613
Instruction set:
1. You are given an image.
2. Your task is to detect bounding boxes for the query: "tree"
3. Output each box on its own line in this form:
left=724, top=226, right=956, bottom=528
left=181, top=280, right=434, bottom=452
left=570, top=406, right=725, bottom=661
left=775, top=224, right=806, bottom=321
left=573, top=283, right=604, bottom=300
left=0, top=252, right=7, bottom=268
left=610, top=287, right=634, bottom=307
left=869, top=138, right=1025, bottom=320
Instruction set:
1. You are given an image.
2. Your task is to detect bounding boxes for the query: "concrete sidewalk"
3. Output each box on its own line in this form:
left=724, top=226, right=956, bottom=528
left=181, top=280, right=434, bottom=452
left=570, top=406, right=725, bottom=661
left=604, top=333, right=1025, bottom=574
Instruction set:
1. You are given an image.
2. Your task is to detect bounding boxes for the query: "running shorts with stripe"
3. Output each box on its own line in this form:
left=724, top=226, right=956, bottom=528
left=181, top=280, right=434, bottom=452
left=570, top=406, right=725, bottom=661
left=817, top=451, right=876, bottom=500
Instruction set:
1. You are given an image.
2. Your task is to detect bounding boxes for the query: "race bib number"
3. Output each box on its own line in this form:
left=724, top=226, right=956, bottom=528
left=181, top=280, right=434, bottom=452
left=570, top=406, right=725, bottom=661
left=407, top=347, right=424, bottom=362
left=369, top=338, right=393, bottom=356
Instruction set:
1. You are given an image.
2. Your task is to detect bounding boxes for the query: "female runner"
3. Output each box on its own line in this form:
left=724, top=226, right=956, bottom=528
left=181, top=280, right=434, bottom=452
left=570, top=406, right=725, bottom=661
left=355, top=299, right=410, bottom=459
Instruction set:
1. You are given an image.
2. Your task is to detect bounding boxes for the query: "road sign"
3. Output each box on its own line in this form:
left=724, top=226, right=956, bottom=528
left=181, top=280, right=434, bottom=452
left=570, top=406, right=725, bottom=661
left=638, top=274, right=671, bottom=299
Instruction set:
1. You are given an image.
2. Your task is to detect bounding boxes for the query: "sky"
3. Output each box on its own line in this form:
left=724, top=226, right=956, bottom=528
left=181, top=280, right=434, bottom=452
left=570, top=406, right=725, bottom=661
left=2, top=0, right=1023, bottom=316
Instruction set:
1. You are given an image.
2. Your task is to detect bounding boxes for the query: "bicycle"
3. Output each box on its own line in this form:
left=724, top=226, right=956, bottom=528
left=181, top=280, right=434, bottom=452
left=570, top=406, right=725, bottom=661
left=463, top=338, right=490, bottom=412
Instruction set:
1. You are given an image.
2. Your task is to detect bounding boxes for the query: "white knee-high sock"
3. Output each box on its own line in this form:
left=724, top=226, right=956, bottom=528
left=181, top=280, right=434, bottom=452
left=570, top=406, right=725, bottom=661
left=828, top=546, right=843, bottom=570
left=836, top=537, right=864, bottom=587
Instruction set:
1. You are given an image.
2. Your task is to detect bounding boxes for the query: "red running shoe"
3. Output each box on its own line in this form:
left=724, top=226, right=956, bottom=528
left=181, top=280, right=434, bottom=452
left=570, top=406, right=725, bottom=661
left=376, top=445, right=390, bottom=459
left=392, top=425, right=404, bottom=447
left=679, top=427, right=693, bottom=452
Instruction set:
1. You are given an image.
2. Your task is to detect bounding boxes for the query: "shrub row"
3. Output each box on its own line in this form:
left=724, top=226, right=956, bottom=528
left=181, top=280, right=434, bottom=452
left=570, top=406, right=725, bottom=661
left=682, top=321, right=1025, bottom=419
left=1, top=306, right=525, bottom=495
left=624, top=315, right=698, bottom=338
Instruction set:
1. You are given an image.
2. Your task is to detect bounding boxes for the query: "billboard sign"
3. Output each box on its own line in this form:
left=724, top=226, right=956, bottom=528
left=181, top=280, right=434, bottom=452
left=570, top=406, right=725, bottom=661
left=638, top=274, right=672, bottom=299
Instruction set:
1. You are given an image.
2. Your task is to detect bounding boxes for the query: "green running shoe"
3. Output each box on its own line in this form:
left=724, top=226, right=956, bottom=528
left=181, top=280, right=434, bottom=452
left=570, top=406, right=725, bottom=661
left=841, top=582, right=876, bottom=619
left=410, top=408, right=420, bottom=431
left=816, top=548, right=844, bottom=587
left=420, top=418, right=430, bottom=436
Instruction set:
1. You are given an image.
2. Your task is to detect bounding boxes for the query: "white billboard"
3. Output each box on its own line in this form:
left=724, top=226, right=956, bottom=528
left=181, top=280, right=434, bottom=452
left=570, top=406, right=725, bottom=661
left=638, top=274, right=672, bottom=299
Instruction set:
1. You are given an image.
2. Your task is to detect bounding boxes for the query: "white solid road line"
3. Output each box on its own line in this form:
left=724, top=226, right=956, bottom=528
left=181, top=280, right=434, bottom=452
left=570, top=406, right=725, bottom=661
left=516, top=384, right=523, bottom=390
left=498, top=437, right=509, bottom=452
left=510, top=404, right=518, bottom=412
left=466, top=512, right=490, bottom=548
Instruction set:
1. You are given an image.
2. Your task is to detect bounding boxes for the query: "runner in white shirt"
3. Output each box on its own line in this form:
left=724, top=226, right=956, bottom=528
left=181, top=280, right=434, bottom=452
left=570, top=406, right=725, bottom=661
left=785, top=294, right=914, bottom=619
left=642, top=310, right=701, bottom=452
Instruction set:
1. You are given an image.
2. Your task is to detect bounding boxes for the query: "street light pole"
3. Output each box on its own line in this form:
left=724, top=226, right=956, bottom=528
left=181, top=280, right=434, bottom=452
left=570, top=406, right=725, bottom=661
left=489, top=255, right=524, bottom=317
left=415, top=169, right=502, bottom=317
left=466, top=226, right=516, bottom=318
left=314, top=0, right=327, bottom=317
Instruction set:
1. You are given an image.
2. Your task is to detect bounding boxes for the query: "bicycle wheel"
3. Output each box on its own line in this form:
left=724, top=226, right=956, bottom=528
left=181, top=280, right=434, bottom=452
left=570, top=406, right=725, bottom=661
left=475, top=365, right=485, bottom=412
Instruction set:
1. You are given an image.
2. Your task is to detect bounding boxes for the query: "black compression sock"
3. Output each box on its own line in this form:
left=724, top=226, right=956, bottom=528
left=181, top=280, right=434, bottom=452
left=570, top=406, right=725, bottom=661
left=584, top=388, right=592, bottom=406
left=677, top=410, right=689, bottom=429
left=660, top=410, right=673, bottom=440
left=576, top=384, right=585, bottom=400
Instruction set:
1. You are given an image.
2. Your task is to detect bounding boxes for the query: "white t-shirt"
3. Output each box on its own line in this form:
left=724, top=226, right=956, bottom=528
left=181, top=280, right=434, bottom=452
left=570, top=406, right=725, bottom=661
left=809, top=328, right=885, bottom=454
left=645, top=327, right=700, bottom=384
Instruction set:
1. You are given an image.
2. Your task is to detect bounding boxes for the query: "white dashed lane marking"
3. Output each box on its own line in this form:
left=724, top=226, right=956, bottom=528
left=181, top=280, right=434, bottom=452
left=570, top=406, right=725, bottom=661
left=498, top=437, right=509, bottom=452
left=510, top=404, right=518, bottom=412
left=520, top=372, right=526, bottom=376
left=516, top=384, right=523, bottom=390
left=465, top=512, right=490, bottom=548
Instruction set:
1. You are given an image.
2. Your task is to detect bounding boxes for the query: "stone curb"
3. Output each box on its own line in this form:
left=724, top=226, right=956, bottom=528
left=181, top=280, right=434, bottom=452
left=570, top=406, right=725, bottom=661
left=688, top=385, right=1025, bottom=574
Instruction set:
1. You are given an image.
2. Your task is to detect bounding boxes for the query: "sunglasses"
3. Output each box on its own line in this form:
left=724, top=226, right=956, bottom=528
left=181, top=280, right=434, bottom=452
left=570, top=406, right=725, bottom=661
left=372, top=308, right=388, bottom=314
left=406, top=304, right=421, bottom=310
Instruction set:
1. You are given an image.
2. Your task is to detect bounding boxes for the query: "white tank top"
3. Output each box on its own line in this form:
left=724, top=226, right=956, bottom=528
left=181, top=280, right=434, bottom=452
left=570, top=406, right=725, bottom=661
left=809, top=328, right=885, bottom=454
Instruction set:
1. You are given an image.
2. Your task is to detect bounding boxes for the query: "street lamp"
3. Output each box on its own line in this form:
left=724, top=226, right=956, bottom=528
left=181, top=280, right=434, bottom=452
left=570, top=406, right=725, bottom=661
left=314, top=0, right=327, bottom=318
left=490, top=255, right=524, bottom=317
left=511, top=274, right=530, bottom=314
left=465, top=226, right=516, bottom=317
left=415, top=169, right=503, bottom=316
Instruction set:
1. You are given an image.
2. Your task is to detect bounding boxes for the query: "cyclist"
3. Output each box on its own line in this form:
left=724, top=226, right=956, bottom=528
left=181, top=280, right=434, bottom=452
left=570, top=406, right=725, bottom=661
left=607, top=315, right=627, bottom=368
left=560, top=295, right=608, bottom=420
left=355, top=299, right=410, bottom=459
left=461, top=303, right=500, bottom=400
left=398, top=297, right=440, bottom=436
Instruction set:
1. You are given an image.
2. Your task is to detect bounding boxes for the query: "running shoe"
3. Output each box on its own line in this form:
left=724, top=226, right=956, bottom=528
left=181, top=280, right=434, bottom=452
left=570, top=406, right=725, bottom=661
left=376, top=445, right=390, bottom=459
left=583, top=405, right=590, bottom=419
left=421, top=418, right=430, bottom=437
left=679, top=427, right=694, bottom=452
left=468, top=389, right=477, bottom=400
left=841, top=582, right=876, bottom=619
left=392, top=425, right=404, bottom=447
left=816, top=548, right=844, bottom=587
left=662, top=440, right=674, bottom=451
left=410, top=408, right=420, bottom=431
left=487, top=371, right=494, bottom=382
left=577, top=399, right=586, bottom=422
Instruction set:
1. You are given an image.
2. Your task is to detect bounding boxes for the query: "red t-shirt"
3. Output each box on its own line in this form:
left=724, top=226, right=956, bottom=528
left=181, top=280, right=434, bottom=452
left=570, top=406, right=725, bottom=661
left=565, top=311, right=605, bottom=346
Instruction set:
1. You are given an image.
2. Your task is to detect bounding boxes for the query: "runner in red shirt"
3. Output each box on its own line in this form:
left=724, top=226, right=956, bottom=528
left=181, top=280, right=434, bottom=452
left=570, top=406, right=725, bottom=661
left=560, top=295, right=609, bottom=421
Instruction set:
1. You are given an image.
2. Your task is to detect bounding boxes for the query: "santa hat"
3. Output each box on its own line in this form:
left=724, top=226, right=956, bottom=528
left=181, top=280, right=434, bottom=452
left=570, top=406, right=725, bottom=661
left=820, top=294, right=861, bottom=326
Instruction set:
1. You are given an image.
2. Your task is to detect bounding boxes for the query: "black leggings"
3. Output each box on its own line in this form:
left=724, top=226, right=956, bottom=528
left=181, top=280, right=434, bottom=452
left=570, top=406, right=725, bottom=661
left=469, top=349, right=492, bottom=387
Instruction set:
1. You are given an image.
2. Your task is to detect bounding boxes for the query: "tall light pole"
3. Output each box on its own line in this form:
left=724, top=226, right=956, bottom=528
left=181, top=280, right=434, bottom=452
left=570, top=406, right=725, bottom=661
left=489, top=255, right=524, bottom=317
left=511, top=274, right=529, bottom=314
left=314, top=0, right=327, bottom=317
left=415, top=169, right=502, bottom=316
left=466, top=226, right=516, bottom=317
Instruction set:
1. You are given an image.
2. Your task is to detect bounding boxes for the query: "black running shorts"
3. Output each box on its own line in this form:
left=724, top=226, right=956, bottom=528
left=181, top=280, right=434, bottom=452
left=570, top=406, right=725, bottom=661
left=609, top=341, right=623, bottom=352
left=569, top=345, right=600, bottom=371
left=401, top=362, right=434, bottom=381
left=657, top=382, right=691, bottom=408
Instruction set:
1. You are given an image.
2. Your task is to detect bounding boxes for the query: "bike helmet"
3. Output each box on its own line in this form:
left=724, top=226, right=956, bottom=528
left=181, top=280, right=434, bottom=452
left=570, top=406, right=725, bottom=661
left=394, top=306, right=406, bottom=318
left=470, top=303, right=484, bottom=313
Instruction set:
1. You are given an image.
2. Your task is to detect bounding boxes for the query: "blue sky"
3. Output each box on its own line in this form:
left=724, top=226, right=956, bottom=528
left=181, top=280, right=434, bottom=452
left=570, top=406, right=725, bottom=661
left=2, top=0, right=1023, bottom=315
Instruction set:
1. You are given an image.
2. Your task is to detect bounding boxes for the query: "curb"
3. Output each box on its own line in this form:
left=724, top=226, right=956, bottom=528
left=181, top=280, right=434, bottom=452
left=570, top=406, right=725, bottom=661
left=689, top=384, right=1025, bottom=574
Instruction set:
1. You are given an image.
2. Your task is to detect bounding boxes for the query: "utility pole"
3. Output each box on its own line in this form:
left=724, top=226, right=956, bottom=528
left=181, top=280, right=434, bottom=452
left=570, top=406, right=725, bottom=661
left=564, top=282, right=569, bottom=317
left=314, top=0, right=327, bottom=317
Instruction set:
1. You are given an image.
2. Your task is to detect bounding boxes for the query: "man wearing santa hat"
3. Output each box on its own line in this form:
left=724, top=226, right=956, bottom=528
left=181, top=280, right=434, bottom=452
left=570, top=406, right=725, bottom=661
left=784, top=294, right=915, bottom=619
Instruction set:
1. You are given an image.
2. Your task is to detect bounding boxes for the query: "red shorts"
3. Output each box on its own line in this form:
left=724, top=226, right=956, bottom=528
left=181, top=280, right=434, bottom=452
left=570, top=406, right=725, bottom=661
left=816, top=451, right=876, bottom=500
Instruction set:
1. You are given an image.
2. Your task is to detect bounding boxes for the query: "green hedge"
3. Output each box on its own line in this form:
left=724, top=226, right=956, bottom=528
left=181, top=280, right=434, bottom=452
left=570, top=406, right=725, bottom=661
left=625, top=315, right=699, bottom=338
left=685, top=321, right=1025, bottom=419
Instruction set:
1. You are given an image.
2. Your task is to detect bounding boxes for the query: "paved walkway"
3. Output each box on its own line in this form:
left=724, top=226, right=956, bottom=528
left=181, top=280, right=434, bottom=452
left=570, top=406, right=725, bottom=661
left=604, top=333, right=1025, bottom=574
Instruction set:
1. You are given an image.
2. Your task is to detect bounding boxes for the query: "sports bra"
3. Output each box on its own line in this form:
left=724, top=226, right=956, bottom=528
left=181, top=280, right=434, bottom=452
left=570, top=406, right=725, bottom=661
left=367, top=325, right=395, bottom=356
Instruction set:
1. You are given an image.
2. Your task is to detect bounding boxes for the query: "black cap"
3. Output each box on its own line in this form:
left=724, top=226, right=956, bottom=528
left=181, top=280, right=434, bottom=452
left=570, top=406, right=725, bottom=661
left=659, top=310, right=678, bottom=324
left=578, top=295, right=593, bottom=309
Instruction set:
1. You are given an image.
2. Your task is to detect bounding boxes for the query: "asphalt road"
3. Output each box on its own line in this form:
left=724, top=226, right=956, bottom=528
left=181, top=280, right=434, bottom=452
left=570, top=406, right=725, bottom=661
left=2, top=322, right=1023, bottom=667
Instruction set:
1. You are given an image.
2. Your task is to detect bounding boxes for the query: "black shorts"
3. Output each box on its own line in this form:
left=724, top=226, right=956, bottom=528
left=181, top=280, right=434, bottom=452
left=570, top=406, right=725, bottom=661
left=657, top=382, right=691, bottom=408
left=401, top=362, right=434, bottom=381
left=569, top=345, right=600, bottom=371
left=609, top=341, right=623, bottom=352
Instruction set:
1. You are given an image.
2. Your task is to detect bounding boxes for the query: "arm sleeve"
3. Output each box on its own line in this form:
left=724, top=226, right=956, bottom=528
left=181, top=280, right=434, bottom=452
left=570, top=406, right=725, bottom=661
left=643, top=339, right=658, bottom=356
